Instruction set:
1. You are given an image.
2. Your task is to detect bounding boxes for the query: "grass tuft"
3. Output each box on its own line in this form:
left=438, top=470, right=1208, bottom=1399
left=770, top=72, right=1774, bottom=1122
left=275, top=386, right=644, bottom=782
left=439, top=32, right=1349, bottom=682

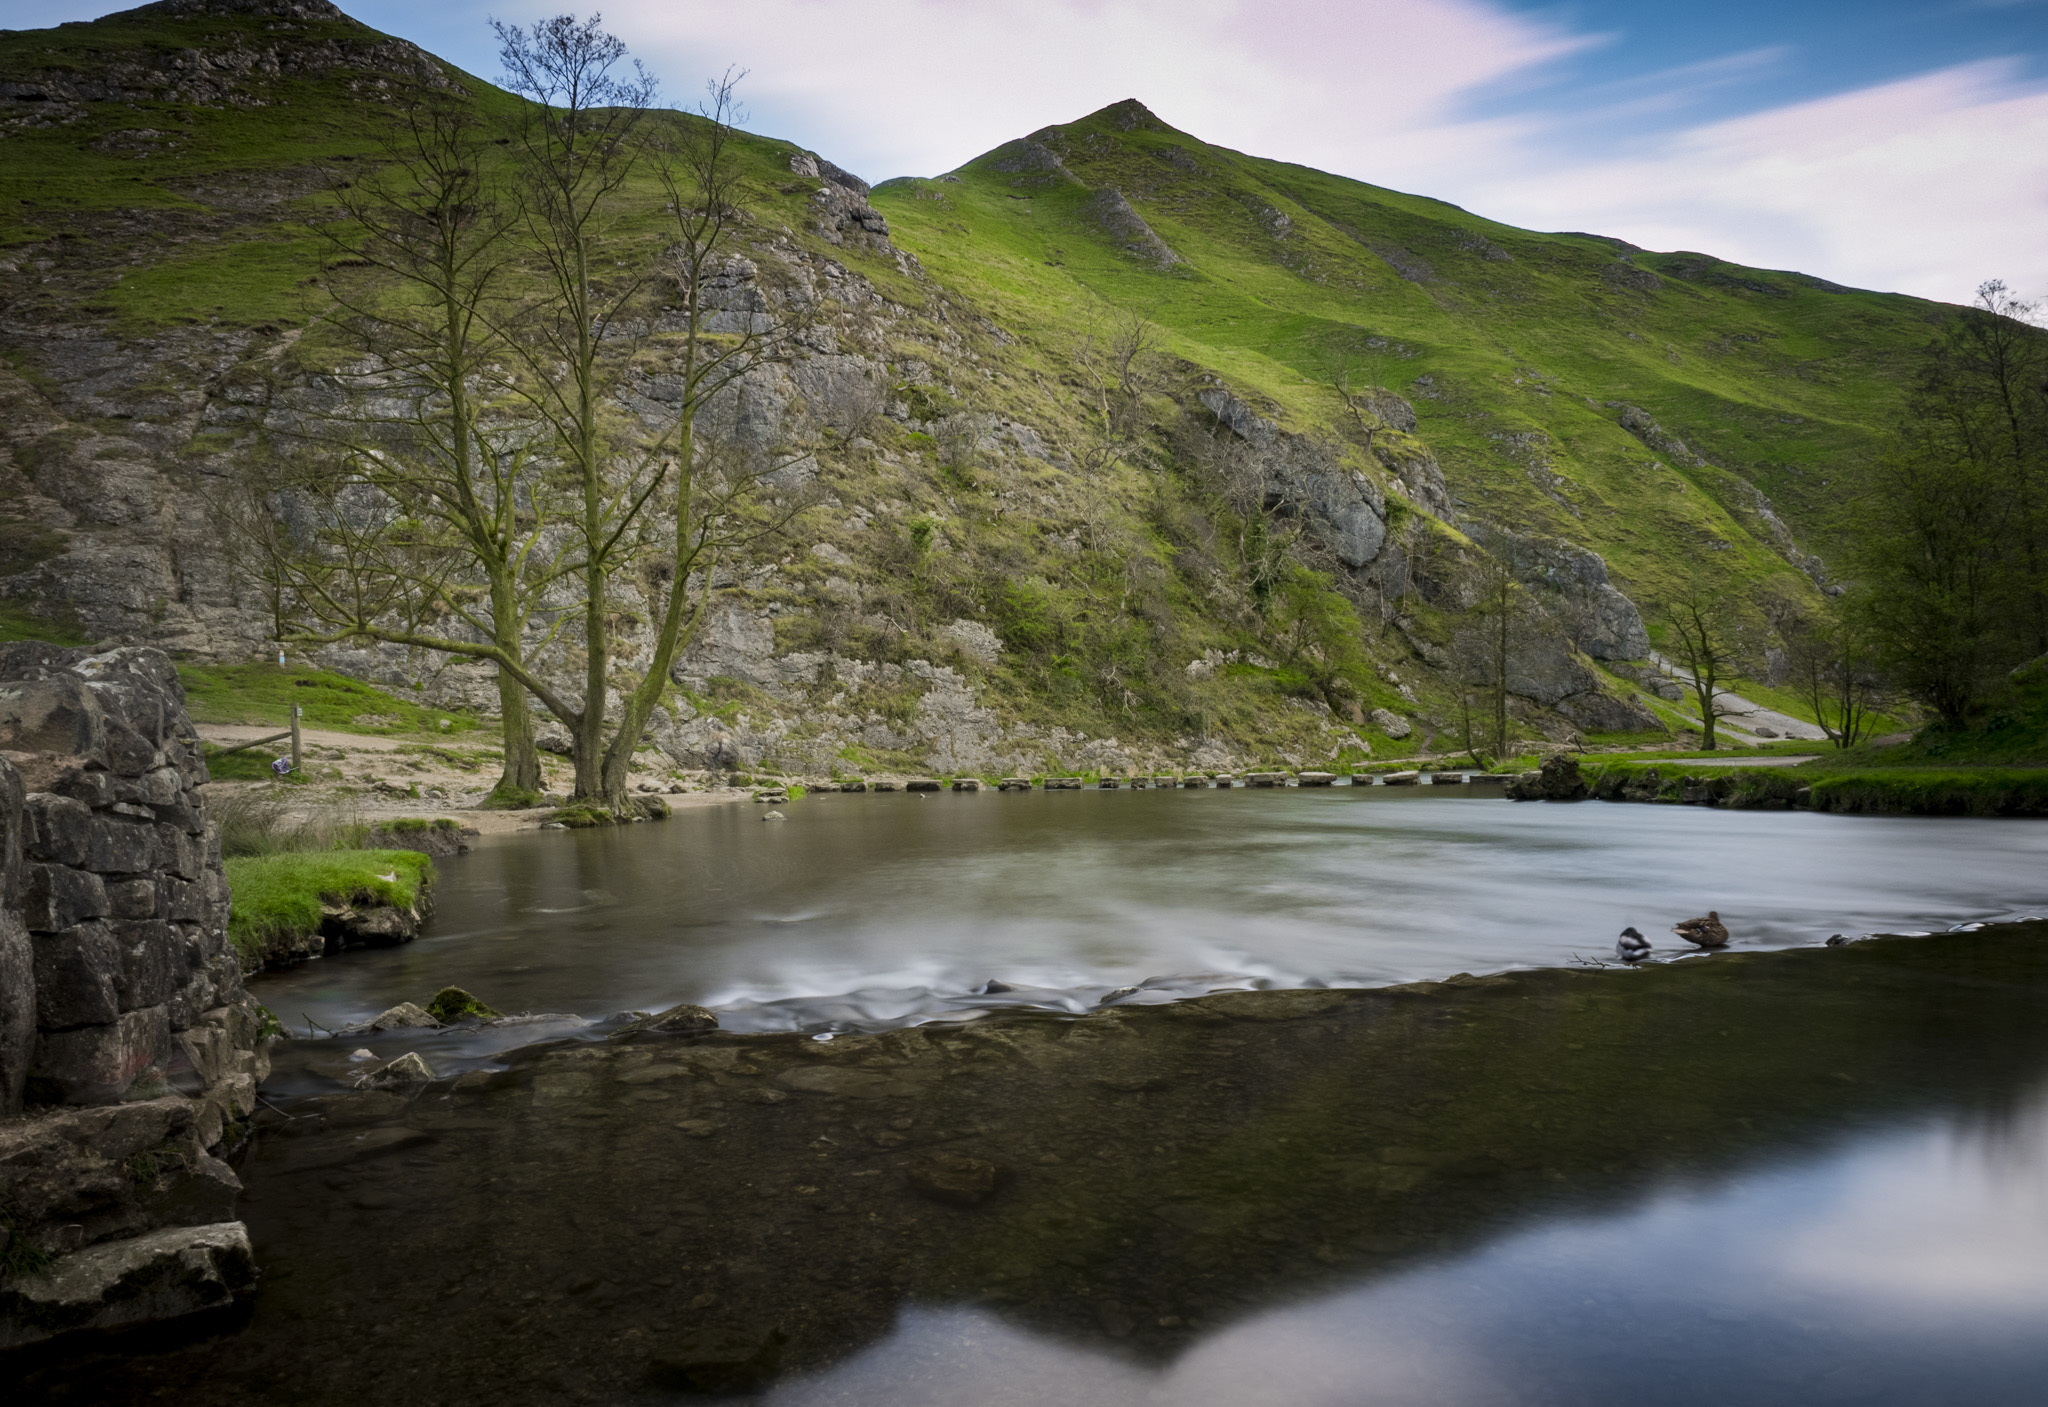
left=223, top=848, right=429, bottom=966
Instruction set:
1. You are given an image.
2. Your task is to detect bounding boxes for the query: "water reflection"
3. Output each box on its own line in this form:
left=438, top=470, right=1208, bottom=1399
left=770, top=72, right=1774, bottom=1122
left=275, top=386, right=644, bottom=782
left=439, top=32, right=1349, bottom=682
left=775, top=1090, right=2048, bottom=1407
left=22, top=925, right=2048, bottom=1407
left=256, top=790, right=2048, bottom=1037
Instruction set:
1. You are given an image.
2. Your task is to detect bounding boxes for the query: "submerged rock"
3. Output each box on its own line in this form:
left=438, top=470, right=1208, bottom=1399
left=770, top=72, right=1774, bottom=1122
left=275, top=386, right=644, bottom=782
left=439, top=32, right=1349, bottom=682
left=615, top=1003, right=720, bottom=1037
left=646, top=1326, right=787, bottom=1393
left=0, top=1221, right=256, bottom=1350
left=905, top=1152, right=1011, bottom=1206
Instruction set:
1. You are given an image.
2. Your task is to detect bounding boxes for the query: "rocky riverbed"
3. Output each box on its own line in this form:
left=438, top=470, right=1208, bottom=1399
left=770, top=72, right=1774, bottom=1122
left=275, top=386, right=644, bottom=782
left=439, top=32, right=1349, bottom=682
left=15, top=920, right=2048, bottom=1404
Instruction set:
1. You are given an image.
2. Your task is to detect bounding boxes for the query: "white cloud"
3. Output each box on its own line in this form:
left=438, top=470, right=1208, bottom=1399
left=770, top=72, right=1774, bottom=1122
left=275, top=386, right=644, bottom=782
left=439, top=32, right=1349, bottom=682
left=1459, top=59, right=2048, bottom=302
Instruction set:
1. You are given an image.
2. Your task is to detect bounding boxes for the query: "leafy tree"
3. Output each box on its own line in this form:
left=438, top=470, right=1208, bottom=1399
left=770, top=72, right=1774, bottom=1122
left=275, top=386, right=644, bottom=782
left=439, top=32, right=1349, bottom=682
left=1843, top=289, right=2048, bottom=726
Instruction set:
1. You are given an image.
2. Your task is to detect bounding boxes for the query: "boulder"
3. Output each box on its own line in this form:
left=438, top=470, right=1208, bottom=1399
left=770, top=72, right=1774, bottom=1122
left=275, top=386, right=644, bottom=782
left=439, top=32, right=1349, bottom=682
left=358, top=1002, right=440, bottom=1032
left=423, top=987, right=501, bottom=1024
left=363, top=1052, right=435, bottom=1087
left=1505, top=755, right=1590, bottom=802
left=0, top=674, right=108, bottom=765
left=1370, top=709, right=1412, bottom=740
left=23, top=793, right=93, bottom=869
left=0, top=1221, right=256, bottom=1350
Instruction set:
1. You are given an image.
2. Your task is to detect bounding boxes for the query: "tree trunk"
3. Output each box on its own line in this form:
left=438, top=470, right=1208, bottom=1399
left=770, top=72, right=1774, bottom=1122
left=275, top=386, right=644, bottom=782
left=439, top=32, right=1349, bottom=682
left=487, top=665, right=544, bottom=804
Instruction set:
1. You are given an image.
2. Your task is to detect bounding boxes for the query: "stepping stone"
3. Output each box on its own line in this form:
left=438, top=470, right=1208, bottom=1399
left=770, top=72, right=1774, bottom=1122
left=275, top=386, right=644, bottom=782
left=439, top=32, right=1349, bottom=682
left=1298, top=772, right=1336, bottom=786
left=906, top=779, right=942, bottom=792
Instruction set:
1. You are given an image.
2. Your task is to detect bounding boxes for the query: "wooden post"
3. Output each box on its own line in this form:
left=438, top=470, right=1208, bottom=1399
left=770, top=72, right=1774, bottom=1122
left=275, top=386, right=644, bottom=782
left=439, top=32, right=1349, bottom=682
left=290, top=703, right=302, bottom=775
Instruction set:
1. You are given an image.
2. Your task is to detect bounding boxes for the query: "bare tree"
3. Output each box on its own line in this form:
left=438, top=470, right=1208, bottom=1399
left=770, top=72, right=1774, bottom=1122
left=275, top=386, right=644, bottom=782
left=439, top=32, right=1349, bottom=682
left=1453, top=557, right=1519, bottom=763
left=931, top=410, right=990, bottom=476
left=273, top=92, right=565, bottom=805
left=483, top=24, right=810, bottom=808
left=1782, top=607, right=1882, bottom=750
left=1664, top=586, right=1752, bottom=749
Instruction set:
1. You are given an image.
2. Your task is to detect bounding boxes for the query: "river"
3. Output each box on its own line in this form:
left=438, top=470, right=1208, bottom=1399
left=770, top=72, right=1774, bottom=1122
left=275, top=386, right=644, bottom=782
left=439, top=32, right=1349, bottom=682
left=19, top=792, right=2048, bottom=1405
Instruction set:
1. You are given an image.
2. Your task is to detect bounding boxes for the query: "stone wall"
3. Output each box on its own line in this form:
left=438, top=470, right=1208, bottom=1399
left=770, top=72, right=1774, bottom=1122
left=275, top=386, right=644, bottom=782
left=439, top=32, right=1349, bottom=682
left=0, top=645, right=265, bottom=1351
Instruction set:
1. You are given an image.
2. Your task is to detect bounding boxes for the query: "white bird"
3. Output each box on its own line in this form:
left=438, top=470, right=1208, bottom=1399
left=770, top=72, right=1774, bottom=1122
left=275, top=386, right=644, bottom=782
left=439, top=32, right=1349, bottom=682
left=1615, top=927, right=1653, bottom=963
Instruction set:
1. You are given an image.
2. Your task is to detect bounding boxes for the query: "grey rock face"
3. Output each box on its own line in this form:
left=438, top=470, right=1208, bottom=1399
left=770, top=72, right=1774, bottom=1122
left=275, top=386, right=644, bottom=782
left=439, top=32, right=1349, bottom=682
left=1200, top=386, right=1387, bottom=567
left=30, top=920, right=123, bottom=1030
left=1463, top=525, right=1650, bottom=661
left=30, top=1004, right=169, bottom=1106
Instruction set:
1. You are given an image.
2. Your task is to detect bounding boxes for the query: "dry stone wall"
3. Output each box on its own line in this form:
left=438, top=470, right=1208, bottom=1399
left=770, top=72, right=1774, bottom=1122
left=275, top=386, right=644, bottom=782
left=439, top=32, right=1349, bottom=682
left=0, top=644, right=266, bottom=1351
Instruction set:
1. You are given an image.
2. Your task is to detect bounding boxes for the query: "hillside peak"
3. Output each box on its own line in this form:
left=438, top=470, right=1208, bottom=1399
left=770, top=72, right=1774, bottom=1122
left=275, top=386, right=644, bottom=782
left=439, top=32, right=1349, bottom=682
left=1087, top=98, right=1171, bottom=133
left=110, top=0, right=351, bottom=21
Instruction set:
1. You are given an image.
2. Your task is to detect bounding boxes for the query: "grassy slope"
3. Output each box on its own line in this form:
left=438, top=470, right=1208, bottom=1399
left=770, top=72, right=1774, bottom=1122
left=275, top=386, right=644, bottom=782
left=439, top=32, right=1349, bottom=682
left=181, top=661, right=482, bottom=735
left=871, top=104, right=1940, bottom=623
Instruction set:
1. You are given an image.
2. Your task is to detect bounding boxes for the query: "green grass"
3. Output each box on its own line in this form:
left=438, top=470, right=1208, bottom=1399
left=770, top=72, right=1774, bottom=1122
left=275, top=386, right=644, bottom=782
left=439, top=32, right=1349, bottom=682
left=224, top=848, right=429, bottom=965
left=179, top=661, right=482, bottom=737
left=0, top=600, right=91, bottom=646
left=202, top=742, right=308, bottom=783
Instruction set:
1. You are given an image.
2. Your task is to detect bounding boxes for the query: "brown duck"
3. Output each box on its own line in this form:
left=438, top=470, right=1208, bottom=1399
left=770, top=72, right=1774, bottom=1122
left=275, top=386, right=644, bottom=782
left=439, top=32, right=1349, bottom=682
left=1672, top=911, right=1730, bottom=948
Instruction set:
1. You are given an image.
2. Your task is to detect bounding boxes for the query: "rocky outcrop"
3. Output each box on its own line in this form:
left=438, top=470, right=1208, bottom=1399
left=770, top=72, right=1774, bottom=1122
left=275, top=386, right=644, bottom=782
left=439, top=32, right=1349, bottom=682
left=1199, top=386, right=1387, bottom=568
left=1085, top=189, right=1180, bottom=269
left=0, top=645, right=266, bottom=1352
left=1463, top=526, right=1650, bottom=662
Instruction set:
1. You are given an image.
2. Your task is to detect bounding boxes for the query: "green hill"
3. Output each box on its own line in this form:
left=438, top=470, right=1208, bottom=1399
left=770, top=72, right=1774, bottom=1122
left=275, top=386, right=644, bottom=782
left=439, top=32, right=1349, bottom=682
left=0, top=1, right=1955, bottom=775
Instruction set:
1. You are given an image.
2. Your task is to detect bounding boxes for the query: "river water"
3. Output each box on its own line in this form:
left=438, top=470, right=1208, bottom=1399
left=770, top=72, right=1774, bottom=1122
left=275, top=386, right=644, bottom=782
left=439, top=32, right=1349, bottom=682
left=259, top=787, right=2048, bottom=1050
left=22, top=795, right=2048, bottom=1406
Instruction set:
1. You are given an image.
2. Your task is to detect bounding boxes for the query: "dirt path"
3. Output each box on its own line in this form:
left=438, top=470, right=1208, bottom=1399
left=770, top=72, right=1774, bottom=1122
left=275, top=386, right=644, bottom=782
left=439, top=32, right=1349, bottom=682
left=195, top=723, right=750, bottom=830
left=1646, top=653, right=1828, bottom=742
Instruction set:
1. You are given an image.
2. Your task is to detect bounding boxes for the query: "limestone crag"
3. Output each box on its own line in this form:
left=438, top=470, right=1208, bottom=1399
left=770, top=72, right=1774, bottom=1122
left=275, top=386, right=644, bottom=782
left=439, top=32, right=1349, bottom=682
left=0, top=645, right=267, bottom=1352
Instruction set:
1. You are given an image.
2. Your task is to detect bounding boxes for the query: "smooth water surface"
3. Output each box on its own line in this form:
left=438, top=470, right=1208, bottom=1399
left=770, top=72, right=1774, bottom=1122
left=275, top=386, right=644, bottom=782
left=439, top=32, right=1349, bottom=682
left=32, top=922, right=2048, bottom=1407
left=771, top=1091, right=2048, bottom=1407
left=259, top=789, right=2048, bottom=1040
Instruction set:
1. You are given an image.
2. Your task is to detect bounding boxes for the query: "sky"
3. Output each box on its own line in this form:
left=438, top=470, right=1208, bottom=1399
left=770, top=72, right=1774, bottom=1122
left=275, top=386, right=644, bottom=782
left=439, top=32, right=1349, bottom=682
left=40, top=0, right=2048, bottom=305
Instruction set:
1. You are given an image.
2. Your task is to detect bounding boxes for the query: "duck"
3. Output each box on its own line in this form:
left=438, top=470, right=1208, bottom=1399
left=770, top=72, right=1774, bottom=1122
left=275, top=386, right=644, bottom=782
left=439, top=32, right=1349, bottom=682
left=1672, top=911, right=1730, bottom=948
left=1615, top=927, right=1652, bottom=962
